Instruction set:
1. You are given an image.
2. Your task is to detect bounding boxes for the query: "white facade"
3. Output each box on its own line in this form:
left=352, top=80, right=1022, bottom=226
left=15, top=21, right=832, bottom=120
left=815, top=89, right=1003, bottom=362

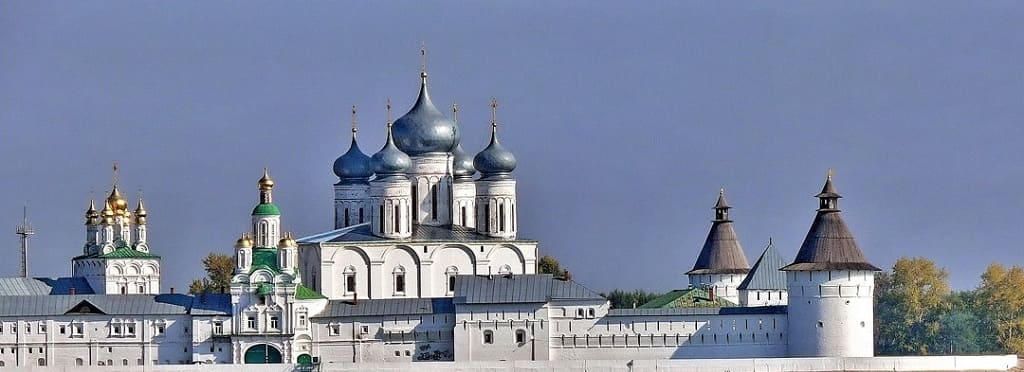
left=686, top=273, right=746, bottom=305
left=785, top=270, right=875, bottom=357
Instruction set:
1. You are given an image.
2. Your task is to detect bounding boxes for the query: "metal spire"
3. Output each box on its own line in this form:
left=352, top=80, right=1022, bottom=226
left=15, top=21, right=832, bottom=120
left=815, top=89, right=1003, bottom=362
left=490, top=98, right=499, bottom=134
left=15, top=206, right=35, bottom=278
left=350, top=105, right=358, bottom=139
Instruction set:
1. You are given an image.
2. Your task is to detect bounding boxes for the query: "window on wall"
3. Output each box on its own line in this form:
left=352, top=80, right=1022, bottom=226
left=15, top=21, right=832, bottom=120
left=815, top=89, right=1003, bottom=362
left=393, top=267, right=406, bottom=295
left=139, top=285, right=145, bottom=293
left=412, top=184, right=418, bottom=218
left=483, top=330, right=494, bottom=344
left=246, top=316, right=256, bottom=329
left=499, top=203, right=506, bottom=231
left=329, top=324, right=341, bottom=336
left=269, top=316, right=279, bottom=330
left=379, top=205, right=385, bottom=234
left=344, top=208, right=350, bottom=227
left=446, top=266, right=458, bottom=293
left=213, top=321, right=224, bottom=335
left=344, top=266, right=357, bottom=294
left=393, top=205, right=400, bottom=233
left=431, top=184, right=438, bottom=220
left=484, top=204, right=491, bottom=232
left=461, top=206, right=467, bottom=226
left=75, top=358, right=83, bottom=366
left=515, top=329, right=526, bottom=344
left=498, top=265, right=512, bottom=275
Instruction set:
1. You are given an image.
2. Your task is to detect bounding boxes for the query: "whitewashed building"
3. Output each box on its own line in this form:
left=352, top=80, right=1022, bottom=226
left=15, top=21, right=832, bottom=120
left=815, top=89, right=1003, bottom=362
left=0, top=62, right=892, bottom=368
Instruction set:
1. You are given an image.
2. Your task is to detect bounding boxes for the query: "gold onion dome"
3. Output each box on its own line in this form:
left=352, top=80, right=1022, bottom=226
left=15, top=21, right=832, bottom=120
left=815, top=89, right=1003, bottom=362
left=279, top=232, right=298, bottom=248
left=258, top=168, right=275, bottom=190
left=85, top=199, right=99, bottom=225
left=134, top=197, right=147, bottom=224
left=106, top=186, right=129, bottom=216
left=235, top=234, right=253, bottom=248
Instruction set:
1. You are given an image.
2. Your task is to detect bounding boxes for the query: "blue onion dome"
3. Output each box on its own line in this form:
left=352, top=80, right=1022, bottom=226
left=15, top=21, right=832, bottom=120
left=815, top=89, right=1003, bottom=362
left=391, top=72, right=461, bottom=156
left=452, top=144, right=476, bottom=181
left=333, top=129, right=373, bottom=185
left=371, top=124, right=412, bottom=179
left=473, top=123, right=517, bottom=180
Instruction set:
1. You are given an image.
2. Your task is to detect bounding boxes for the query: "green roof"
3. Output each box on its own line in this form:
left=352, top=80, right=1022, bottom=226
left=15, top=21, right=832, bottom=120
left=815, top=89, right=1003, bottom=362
left=257, top=283, right=274, bottom=296
left=295, top=284, right=326, bottom=300
left=251, top=203, right=281, bottom=216
left=250, top=247, right=280, bottom=274
left=96, top=248, right=161, bottom=259
left=639, top=288, right=736, bottom=309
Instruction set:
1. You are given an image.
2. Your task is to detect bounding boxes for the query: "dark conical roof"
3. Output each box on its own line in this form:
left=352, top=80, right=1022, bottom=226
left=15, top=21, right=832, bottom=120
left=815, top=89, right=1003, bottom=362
left=714, top=189, right=730, bottom=209
left=737, top=241, right=787, bottom=290
left=782, top=175, right=880, bottom=271
left=687, top=193, right=750, bottom=275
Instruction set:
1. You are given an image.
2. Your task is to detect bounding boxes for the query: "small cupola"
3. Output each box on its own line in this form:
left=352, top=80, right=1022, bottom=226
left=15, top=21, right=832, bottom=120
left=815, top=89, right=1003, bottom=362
left=473, top=99, right=517, bottom=180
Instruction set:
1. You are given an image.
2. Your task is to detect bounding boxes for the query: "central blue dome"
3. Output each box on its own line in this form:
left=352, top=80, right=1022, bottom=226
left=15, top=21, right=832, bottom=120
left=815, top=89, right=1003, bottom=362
left=391, top=74, right=461, bottom=156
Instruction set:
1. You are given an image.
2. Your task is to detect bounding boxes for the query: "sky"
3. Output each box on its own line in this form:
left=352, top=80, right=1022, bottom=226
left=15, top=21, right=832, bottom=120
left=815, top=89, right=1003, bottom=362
left=0, top=1, right=1022, bottom=293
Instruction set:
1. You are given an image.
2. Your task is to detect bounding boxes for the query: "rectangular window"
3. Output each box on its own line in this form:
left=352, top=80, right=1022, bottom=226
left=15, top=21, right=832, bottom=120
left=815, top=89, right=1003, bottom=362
left=412, top=184, right=418, bottom=218
left=379, top=205, right=384, bottom=234
left=269, top=316, right=279, bottom=330
left=126, top=323, right=136, bottom=336
left=344, top=208, right=350, bottom=227
left=298, top=315, right=307, bottom=328
left=483, top=330, right=494, bottom=344
left=72, top=323, right=84, bottom=337
left=155, top=324, right=165, bottom=335
left=484, top=204, right=490, bottom=232
left=213, top=321, right=224, bottom=335
left=59, top=325, right=66, bottom=335
left=395, top=274, right=406, bottom=294
left=247, top=317, right=256, bottom=330
left=358, top=208, right=364, bottom=223
left=346, top=275, right=356, bottom=293
left=394, top=205, right=400, bottom=233
left=448, top=275, right=456, bottom=293
left=329, top=324, right=341, bottom=336
left=431, top=184, right=438, bottom=220
left=39, top=323, right=46, bottom=333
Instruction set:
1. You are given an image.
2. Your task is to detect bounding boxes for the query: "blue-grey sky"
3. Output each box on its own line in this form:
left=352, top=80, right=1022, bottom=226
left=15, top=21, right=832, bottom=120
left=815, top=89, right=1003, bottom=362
left=1, top=1, right=1022, bottom=293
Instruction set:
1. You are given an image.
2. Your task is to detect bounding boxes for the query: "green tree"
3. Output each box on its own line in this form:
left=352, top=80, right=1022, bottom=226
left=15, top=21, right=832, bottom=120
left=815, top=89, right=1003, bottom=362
left=602, top=289, right=664, bottom=309
left=538, top=255, right=566, bottom=278
left=189, top=253, right=235, bottom=294
left=875, top=257, right=951, bottom=355
left=975, top=263, right=1024, bottom=354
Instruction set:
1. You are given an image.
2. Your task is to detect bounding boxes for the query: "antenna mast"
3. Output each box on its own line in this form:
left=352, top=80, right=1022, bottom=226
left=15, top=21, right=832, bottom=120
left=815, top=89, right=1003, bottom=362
left=15, top=206, right=35, bottom=278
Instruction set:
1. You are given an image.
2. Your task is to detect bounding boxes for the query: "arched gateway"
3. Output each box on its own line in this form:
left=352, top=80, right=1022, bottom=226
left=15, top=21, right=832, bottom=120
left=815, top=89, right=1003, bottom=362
left=244, top=344, right=282, bottom=364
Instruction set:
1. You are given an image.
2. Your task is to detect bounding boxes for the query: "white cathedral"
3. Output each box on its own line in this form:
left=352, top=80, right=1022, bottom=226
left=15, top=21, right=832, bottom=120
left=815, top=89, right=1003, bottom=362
left=4, top=61, right=1000, bottom=370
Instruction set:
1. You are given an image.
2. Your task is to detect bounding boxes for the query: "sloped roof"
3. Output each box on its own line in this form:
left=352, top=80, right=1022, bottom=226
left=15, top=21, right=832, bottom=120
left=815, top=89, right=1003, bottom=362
left=609, top=305, right=786, bottom=317
left=189, top=294, right=233, bottom=315
left=454, top=274, right=605, bottom=304
left=0, top=294, right=223, bottom=317
left=687, top=221, right=750, bottom=275
left=737, top=243, right=788, bottom=290
left=781, top=211, right=880, bottom=271
left=314, top=297, right=454, bottom=318
left=98, top=247, right=161, bottom=259
left=639, top=288, right=736, bottom=309
left=298, top=223, right=536, bottom=244
left=0, top=277, right=95, bottom=296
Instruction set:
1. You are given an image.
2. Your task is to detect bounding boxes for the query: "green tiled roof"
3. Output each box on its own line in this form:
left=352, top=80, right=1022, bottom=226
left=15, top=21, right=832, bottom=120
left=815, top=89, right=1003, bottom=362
left=252, top=203, right=281, bottom=216
left=257, top=283, right=274, bottom=296
left=295, top=284, right=326, bottom=300
left=250, top=247, right=279, bottom=274
left=97, top=248, right=161, bottom=259
left=639, top=288, right=736, bottom=309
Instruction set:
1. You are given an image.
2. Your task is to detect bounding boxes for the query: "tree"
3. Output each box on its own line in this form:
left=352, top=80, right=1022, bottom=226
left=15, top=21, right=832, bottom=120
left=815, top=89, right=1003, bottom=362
left=874, top=257, right=951, bottom=355
left=975, top=263, right=1024, bottom=354
left=538, top=255, right=566, bottom=278
left=602, top=289, right=664, bottom=309
left=189, top=253, right=235, bottom=294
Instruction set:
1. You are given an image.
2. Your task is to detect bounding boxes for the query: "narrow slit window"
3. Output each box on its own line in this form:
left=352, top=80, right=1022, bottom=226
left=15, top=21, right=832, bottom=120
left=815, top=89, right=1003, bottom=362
left=431, top=184, right=439, bottom=220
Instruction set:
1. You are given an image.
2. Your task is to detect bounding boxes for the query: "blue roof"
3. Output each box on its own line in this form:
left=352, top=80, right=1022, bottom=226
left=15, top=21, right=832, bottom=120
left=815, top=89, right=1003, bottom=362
left=454, top=274, right=605, bottom=304
left=315, top=297, right=453, bottom=318
left=0, top=277, right=94, bottom=296
left=0, top=293, right=231, bottom=316
left=298, top=223, right=536, bottom=244
left=609, top=305, right=787, bottom=317
left=737, top=243, right=789, bottom=291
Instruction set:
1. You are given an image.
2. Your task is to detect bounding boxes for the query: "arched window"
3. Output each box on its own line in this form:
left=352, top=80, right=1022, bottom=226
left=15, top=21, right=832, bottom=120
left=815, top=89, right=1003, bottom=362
left=259, top=222, right=268, bottom=246
left=576, top=308, right=584, bottom=318
left=393, top=266, right=406, bottom=295
left=139, top=285, right=145, bottom=294
left=446, top=266, right=458, bottom=293
left=122, top=359, right=129, bottom=366
left=588, top=308, right=596, bottom=318
left=483, top=204, right=490, bottom=232
left=411, top=184, right=418, bottom=218
left=120, top=286, right=127, bottom=295
left=431, top=183, right=439, bottom=220
left=500, top=203, right=506, bottom=231
left=378, top=205, right=384, bottom=234
left=515, top=329, right=527, bottom=344
left=483, top=330, right=494, bottom=344
left=75, top=358, right=83, bottom=366
left=343, top=266, right=357, bottom=295
left=38, top=358, right=46, bottom=366
left=393, top=205, right=400, bottom=234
